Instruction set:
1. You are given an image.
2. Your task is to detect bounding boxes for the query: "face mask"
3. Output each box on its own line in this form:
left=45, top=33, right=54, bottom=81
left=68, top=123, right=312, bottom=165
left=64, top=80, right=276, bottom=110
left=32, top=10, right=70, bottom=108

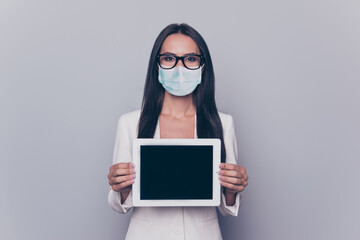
left=158, top=66, right=202, bottom=96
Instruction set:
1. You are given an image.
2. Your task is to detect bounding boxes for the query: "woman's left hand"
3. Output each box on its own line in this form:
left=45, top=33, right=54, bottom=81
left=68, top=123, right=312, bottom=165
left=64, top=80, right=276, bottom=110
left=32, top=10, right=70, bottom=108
left=219, top=163, right=248, bottom=193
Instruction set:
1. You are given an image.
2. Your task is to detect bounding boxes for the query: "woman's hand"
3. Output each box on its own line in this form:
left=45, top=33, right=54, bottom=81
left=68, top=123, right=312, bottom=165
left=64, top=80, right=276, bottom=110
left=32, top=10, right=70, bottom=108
left=218, top=163, right=248, bottom=194
left=108, top=162, right=136, bottom=193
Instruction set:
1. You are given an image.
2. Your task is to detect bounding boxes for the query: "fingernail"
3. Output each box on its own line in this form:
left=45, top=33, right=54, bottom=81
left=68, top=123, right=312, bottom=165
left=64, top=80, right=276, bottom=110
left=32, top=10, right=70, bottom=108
left=130, top=169, right=135, bottom=173
left=219, top=170, right=224, bottom=175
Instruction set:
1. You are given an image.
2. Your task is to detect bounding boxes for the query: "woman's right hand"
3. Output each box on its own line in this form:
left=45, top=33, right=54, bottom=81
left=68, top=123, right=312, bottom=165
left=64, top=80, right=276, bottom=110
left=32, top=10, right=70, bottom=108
left=108, top=162, right=136, bottom=193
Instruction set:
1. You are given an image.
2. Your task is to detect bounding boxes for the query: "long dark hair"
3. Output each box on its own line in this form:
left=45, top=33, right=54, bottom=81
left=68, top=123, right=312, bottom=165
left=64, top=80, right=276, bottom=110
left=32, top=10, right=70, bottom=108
left=137, top=23, right=226, bottom=162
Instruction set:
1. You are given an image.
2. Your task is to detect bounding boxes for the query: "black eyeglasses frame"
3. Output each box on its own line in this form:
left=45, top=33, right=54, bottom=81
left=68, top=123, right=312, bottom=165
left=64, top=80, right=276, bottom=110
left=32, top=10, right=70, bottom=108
left=157, top=53, right=204, bottom=70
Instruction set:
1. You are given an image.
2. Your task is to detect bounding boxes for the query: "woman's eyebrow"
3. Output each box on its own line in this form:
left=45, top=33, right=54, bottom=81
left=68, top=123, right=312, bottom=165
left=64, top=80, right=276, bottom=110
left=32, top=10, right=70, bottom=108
left=161, top=52, right=199, bottom=56
left=160, top=52, right=175, bottom=55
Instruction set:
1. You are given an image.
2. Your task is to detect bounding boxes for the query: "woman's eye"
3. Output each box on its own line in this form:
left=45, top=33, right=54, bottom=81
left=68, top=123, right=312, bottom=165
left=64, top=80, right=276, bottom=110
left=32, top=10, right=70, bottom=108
left=164, top=56, right=175, bottom=61
left=185, top=56, right=196, bottom=62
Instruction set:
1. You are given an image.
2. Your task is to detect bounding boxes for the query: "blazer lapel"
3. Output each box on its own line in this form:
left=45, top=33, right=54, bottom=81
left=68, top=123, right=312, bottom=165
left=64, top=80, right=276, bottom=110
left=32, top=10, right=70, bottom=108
left=154, top=119, right=160, bottom=139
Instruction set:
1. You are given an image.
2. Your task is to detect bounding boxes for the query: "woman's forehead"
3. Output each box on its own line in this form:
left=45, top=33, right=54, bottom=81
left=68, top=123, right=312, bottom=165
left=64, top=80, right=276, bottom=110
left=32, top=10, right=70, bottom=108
left=160, top=33, right=200, bottom=55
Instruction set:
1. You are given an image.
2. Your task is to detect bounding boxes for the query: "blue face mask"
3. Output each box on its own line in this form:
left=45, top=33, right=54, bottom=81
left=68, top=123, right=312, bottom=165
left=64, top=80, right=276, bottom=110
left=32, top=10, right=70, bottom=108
left=158, top=66, right=202, bottom=96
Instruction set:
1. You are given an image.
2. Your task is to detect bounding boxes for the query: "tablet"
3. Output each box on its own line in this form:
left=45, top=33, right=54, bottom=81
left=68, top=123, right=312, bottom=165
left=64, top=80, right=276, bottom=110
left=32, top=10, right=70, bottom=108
left=132, top=138, right=221, bottom=207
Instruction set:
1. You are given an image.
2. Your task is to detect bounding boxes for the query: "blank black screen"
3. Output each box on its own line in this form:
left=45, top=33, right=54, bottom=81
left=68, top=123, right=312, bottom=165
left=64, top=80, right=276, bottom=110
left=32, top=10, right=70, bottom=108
left=140, top=145, right=213, bottom=200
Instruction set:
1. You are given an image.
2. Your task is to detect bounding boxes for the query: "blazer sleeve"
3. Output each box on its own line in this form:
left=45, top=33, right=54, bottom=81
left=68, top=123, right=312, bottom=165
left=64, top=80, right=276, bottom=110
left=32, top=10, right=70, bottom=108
left=108, top=114, right=134, bottom=214
left=217, top=114, right=242, bottom=217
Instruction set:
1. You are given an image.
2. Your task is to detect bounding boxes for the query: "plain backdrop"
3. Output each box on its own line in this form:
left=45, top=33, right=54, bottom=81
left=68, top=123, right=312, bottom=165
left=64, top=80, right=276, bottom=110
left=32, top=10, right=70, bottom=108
left=1, top=0, right=360, bottom=239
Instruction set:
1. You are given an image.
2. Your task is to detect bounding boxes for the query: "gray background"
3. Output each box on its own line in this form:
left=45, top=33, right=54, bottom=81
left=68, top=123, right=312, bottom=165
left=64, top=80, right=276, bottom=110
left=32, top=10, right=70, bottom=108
left=1, top=0, right=359, bottom=239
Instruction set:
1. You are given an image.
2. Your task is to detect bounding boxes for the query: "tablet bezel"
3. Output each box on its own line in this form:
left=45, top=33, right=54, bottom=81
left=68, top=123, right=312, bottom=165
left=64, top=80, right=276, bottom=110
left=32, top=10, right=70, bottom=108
left=132, top=138, right=221, bottom=207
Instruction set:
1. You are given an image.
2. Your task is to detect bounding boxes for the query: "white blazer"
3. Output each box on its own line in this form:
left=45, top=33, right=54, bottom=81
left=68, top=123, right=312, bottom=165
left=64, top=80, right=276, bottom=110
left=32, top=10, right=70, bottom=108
left=108, top=110, right=241, bottom=240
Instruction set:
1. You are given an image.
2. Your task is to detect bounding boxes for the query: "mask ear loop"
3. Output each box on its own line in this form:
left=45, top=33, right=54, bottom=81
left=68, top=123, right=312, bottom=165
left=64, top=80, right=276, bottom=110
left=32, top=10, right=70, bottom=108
left=200, top=56, right=205, bottom=73
left=200, top=64, right=205, bottom=73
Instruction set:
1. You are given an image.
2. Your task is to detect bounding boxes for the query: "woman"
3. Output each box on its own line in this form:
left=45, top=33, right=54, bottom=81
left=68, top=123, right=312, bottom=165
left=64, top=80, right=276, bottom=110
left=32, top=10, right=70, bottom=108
left=108, top=23, right=248, bottom=240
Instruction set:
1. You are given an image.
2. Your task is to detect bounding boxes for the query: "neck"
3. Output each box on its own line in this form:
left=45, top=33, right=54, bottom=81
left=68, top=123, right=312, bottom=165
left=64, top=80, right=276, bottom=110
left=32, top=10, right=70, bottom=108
left=161, top=91, right=196, bottom=119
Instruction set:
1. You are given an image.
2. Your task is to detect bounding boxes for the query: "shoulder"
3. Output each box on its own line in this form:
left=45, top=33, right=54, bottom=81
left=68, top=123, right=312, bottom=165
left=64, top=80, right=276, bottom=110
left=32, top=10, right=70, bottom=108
left=118, top=109, right=141, bottom=122
left=218, top=111, right=234, bottom=129
left=218, top=112, right=237, bottom=146
left=116, top=109, right=141, bottom=131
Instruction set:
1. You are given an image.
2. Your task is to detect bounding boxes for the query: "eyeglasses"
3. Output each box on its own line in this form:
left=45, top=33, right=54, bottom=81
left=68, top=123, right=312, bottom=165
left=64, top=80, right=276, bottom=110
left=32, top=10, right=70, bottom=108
left=157, top=53, right=204, bottom=70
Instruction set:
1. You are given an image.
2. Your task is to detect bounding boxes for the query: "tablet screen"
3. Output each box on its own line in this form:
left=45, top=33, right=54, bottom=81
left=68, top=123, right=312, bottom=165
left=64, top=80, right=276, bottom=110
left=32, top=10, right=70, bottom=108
left=140, top=145, right=213, bottom=200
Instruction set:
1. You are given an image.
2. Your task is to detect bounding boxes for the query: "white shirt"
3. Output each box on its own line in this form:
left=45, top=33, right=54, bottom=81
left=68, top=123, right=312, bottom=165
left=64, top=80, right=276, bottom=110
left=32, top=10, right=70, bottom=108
left=108, top=110, right=241, bottom=240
